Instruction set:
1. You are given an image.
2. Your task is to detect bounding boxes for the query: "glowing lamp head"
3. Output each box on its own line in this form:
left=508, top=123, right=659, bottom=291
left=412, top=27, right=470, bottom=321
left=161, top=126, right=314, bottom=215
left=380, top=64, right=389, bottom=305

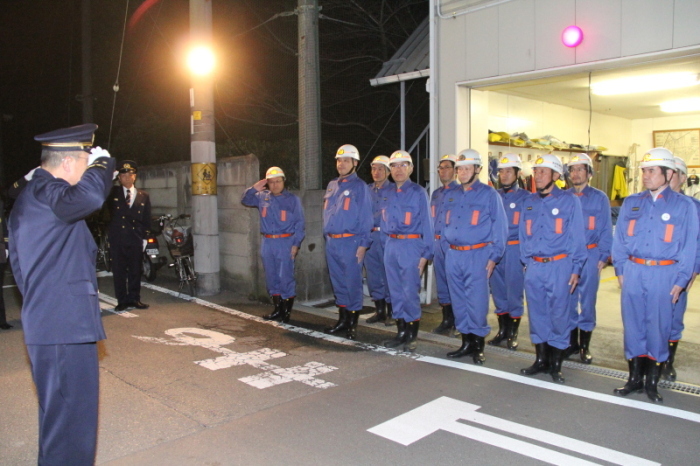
left=562, top=26, right=583, bottom=48
left=187, top=46, right=215, bottom=76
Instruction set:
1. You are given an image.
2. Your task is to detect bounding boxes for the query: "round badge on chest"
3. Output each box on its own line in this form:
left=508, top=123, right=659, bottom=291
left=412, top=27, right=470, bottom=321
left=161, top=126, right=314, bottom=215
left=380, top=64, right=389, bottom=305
left=343, top=190, right=350, bottom=196
left=661, top=213, right=671, bottom=221
left=510, top=202, right=516, bottom=209
left=552, top=208, right=559, bottom=215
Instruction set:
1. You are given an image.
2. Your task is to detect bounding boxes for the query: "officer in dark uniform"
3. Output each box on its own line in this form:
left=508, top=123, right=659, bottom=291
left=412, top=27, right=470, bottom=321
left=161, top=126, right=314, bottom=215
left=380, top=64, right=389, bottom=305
left=108, top=160, right=152, bottom=311
left=9, top=123, right=115, bottom=465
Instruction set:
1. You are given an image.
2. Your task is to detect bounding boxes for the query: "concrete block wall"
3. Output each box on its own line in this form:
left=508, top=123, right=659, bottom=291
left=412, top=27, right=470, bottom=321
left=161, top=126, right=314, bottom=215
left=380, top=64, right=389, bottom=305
left=137, top=155, right=333, bottom=303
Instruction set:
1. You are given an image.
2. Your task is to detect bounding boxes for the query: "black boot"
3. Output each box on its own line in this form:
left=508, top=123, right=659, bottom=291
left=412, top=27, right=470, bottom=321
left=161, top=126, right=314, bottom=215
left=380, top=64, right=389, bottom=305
left=487, top=313, right=509, bottom=346
left=385, top=302, right=395, bottom=326
left=383, top=319, right=408, bottom=348
left=521, top=343, right=550, bottom=375
left=563, top=328, right=580, bottom=359
left=579, top=330, right=593, bottom=364
left=325, top=308, right=349, bottom=334
left=507, top=317, right=521, bottom=351
left=549, top=346, right=565, bottom=384
left=432, top=304, right=455, bottom=335
left=473, top=335, right=485, bottom=365
left=346, top=311, right=360, bottom=340
left=366, top=299, right=387, bottom=324
left=614, top=357, right=645, bottom=396
left=447, top=333, right=476, bottom=358
left=645, top=360, right=663, bottom=403
left=405, top=320, right=420, bottom=352
left=281, top=297, right=295, bottom=324
left=263, top=295, right=284, bottom=321
left=662, top=341, right=678, bottom=382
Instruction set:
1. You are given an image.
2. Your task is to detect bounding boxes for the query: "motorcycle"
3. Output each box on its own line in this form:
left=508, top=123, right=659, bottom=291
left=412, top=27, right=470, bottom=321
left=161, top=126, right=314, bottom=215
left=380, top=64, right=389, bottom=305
left=156, top=214, right=197, bottom=296
left=142, top=219, right=168, bottom=282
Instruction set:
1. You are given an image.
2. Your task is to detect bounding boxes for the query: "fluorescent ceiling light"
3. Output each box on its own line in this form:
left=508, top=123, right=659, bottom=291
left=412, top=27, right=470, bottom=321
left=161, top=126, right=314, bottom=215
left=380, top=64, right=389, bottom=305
left=660, top=98, right=700, bottom=113
left=591, top=72, right=699, bottom=96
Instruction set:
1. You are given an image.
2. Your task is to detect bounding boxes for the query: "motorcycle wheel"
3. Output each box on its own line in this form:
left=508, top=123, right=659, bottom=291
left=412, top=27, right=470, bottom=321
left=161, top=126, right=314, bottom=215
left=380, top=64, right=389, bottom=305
left=182, top=257, right=196, bottom=297
left=142, top=253, right=157, bottom=282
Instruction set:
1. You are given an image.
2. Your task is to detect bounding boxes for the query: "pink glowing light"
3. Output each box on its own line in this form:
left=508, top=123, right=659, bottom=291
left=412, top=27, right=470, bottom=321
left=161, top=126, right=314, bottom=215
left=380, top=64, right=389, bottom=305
left=562, top=26, right=583, bottom=47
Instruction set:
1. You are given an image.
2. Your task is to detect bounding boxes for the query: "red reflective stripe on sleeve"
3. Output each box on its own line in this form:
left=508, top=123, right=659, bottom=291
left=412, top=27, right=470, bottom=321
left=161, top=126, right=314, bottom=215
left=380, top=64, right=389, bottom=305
left=555, top=218, right=563, bottom=234
left=512, top=211, right=520, bottom=225
left=262, top=207, right=267, bottom=218
left=664, top=224, right=674, bottom=242
left=431, top=205, right=436, bottom=218
left=588, top=216, right=595, bottom=230
left=471, top=210, right=480, bottom=225
left=280, top=210, right=287, bottom=222
left=526, top=219, right=532, bottom=236
left=627, top=219, right=636, bottom=237
left=343, top=197, right=351, bottom=211
left=404, top=212, right=412, bottom=225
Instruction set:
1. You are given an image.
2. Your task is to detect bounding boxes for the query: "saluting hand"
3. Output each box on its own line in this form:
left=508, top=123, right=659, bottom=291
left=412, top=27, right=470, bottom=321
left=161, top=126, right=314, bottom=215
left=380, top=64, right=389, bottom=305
left=568, top=273, right=579, bottom=294
left=253, top=179, right=268, bottom=192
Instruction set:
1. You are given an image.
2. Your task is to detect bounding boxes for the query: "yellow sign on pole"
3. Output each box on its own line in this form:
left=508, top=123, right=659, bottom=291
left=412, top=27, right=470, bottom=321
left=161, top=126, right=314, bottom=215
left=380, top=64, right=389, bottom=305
left=191, top=163, right=217, bottom=195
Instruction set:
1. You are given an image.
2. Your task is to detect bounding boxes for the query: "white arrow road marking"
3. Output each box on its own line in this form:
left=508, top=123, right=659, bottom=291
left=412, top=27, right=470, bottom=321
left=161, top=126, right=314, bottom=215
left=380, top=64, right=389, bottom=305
left=368, top=397, right=659, bottom=466
left=239, top=361, right=337, bottom=389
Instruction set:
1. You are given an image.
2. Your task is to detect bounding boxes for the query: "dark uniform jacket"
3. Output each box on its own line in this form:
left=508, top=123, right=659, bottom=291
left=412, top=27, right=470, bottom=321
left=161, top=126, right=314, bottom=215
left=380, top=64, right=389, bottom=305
left=9, top=158, right=115, bottom=345
left=107, top=185, right=151, bottom=245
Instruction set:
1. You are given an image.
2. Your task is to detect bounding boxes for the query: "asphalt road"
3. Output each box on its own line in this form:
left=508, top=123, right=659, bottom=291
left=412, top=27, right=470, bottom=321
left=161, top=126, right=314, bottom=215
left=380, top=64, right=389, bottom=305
left=1, top=273, right=699, bottom=465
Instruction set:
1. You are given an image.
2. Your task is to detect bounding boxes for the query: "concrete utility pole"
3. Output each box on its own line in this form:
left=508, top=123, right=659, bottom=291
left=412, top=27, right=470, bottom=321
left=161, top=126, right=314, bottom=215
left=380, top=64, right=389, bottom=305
left=297, top=0, right=322, bottom=191
left=189, top=0, right=220, bottom=295
left=81, top=0, right=93, bottom=123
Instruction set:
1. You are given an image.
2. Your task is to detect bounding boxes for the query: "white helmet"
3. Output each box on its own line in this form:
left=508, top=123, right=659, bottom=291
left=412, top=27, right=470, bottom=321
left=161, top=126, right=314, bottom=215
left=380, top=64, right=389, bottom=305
left=335, top=144, right=360, bottom=161
left=640, top=147, right=676, bottom=170
left=533, top=154, right=564, bottom=175
left=673, top=156, right=688, bottom=175
left=371, top=155, right=391, bottom=170
left=497, top=153, right=522, bottom=170
left=389, top=150, right=413, bottom=166
left=265, top=166, right=285, bottom=179
left=455, top=148, right=482, bottom=167
left=568, top=153, right=593, bottom=168
left=438, top=154, right=457, bottom=166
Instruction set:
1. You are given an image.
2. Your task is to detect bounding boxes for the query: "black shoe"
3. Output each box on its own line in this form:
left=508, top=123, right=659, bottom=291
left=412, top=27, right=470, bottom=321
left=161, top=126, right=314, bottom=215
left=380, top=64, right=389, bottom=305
left=384, top=302, right=395, bottom=326
left=263, top=295, right=284, bottom=321
left=472, top=335, right=485, bottom=365
left=432, top=304, right=455, bottom=335
left=281, top=297, right=295, bottom=324
left=0, top=323, right=12, bottom=330
left=661, top=341, right=678, bottom=382
left=487, top=313, right=509, bottom=346
left=366, top=299, right=387, bottom=324
left=521, top=343, right=550, bottom=375
left=507, top=317, right=521, bottom=351
left=614, top=357, right=645, bottom=396
left=549, top=346, right=565, bottom=384
left=131, top=301, right=150, bottom=310
left=447, top=333, right=476, bottom=358
left=563, top=328, right=579, bottom=359
left=579, top=330, right=593, bottom=364
left=325, top=308, right=349, bottom=335
left=645, top=360, right=664, bottom=403
left=346, top=311, right=360, bottom=340
left=115, top=303, right=129, bottom=311
left=383, top=319, right=408, bottom=348
left=404, top=320, right=420, bottom=352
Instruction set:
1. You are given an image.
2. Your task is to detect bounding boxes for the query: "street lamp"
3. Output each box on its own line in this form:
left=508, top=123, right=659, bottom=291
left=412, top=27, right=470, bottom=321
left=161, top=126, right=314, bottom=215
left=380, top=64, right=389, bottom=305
left=187, top=46, right=216, bottom=76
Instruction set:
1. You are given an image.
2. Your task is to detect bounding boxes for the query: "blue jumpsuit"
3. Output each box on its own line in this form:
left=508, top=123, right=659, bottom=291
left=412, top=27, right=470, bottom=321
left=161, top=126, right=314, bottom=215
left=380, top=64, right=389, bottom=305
left=431, top=180, right=460, bottom=305
left=323, top=173, right=373, bottom=311
left=519, top=187, right=587, bottom=350
left=489, top=185, right=530, bottom=318
left=568, top=185, right=613, bottom=331
left=242, top=188, right=305, bottom=299
left=365, top=180, right=394, bottom=303
left=671, top=195, right=700, bottom=340
left=381, top=179, right=434, bottom=322
left=612, top=187, right=698, bottom=361
left=443, top=180, right=507, bottom=337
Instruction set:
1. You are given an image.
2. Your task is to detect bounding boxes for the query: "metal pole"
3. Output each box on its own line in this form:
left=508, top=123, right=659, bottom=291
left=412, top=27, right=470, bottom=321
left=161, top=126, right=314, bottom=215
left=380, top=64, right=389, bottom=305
left=81, top=0, right=93, bottom=123
left=190, top=0, right=220, bottom=295
left=400, top=80, right=406, bottom=150
left=298, top=0, right=322, bottom=191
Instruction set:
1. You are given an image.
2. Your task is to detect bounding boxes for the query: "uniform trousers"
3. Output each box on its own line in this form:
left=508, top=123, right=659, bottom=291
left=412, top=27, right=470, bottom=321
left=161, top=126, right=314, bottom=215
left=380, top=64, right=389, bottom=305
left=621, top=261, right=675, bottom=361
left=569, top=247, right=599, bottom=331
left=365, top=230, right=390, bottom=302
left=110, top=239, right=142, bottom=304
left=325, top=235, right=364, bottom=311
left=489, top=242, right=524, bottom=317
left=27, top=343, right=99, bottom=466
left=261, top=236, right=296, bottom=299
left=384, top=238, right=423, bottom=321
left=433, top=238, right=451, bottom=305
left=446, top=246, right=491, bottom=337
left=524, top=257, right=575, bottom=350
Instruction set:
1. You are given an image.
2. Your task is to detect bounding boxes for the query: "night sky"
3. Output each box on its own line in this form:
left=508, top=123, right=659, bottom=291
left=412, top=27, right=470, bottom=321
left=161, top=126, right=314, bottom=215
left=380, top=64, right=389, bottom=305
left=0, top=0, right=428, bottom=191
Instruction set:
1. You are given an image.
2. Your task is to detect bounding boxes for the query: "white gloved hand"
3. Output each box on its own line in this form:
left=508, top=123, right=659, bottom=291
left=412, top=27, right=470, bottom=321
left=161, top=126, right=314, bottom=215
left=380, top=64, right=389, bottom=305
left=24, top=167, right=38, bottom=181
left=113, top=171, right=119, bottom=180
left=143, top=239, right=148, bottom=252
left=88, top=146, right=111, bottom=165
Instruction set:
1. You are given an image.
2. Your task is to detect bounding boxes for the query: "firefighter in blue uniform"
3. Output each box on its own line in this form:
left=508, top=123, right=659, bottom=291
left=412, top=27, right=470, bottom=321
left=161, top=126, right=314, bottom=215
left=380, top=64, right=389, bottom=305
left=9, top=124, right=115, bottom=465
left=430, top=154, right=460, bottom=335
left=565, top=153, right=612, bottom=364
left=323, top=144, right=373, bottom=340
left=488, top=153, right=529, bottom=351
left=242, top=167, right=305, bottom=323
left=612, top=148, right=698, bottom=403
left=443, top=149, right=507, bottom=364
left=381, top=150, right=433, bottom=351
left=107, top=160, right=152, bottom=311
left=365, top=155, right=395, bottom=325
left=519, top=154, right=586, bottom=384
left=663, top=157, right=700, bottom=382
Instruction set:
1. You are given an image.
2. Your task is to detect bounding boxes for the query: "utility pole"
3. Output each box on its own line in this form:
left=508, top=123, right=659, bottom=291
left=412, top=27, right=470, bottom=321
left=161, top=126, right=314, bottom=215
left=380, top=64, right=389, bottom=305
left=81, top=0, right=93, bottom=123
left=297, top=0, right=322, bottom=191
left=189, top=0, right=220, bottom=295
